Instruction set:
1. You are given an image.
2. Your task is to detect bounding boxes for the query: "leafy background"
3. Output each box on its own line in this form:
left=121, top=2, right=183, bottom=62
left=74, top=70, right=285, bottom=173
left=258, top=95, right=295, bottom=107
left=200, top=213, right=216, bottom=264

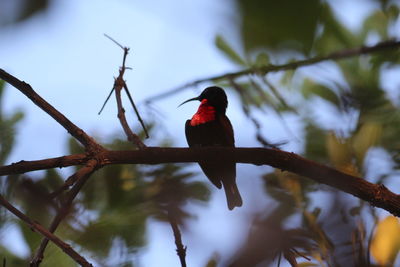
left=1, top=0, right=400, bottom=266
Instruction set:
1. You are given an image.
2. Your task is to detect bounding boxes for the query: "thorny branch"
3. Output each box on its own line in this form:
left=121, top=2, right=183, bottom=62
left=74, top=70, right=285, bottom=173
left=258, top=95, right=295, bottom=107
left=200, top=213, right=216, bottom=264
left=100, top=34, right=149, bottom=147
left=144, top=39, right=400, bottom=103
left=0, top=194, right=93, bottom=267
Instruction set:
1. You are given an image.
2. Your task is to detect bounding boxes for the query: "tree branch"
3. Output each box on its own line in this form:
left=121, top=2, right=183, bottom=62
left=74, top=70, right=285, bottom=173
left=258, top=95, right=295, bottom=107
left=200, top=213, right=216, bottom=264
left=1, top=147, right=400, bottom=216
left=0, top=69, right=100, bottom=151
left=0, top=154, right=87, bottom=176
left=144, top=39, right=400, bottom=103
left=31, top=159, right=98, bottom=267
left=0, top=194, right=93, bottom=267
left=167, top=209, right=187, bottom=267
left=115, top=78, right=146, bottom=149
left=105, top=37, right=147, bottom=149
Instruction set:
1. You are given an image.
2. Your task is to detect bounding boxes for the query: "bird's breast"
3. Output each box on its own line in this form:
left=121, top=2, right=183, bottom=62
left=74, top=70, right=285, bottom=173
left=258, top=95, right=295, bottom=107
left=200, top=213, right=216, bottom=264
left=190, top=100, right=216, bottom=126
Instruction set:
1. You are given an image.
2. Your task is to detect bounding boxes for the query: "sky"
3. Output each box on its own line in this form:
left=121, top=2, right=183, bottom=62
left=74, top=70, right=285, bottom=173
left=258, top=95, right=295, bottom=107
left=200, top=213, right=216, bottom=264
left=0, top=0, right=399, bottom=266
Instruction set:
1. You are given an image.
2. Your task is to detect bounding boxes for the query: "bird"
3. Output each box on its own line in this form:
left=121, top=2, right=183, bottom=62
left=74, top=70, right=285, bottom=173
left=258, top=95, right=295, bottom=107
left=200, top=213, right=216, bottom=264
left=179, top=86, right=242, bottom=210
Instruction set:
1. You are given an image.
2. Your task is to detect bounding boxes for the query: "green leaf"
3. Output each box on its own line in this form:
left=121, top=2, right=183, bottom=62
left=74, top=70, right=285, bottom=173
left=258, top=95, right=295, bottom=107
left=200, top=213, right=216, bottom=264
left=302, top=79, right=340, bottom=107
left=0, top=245, right=26, bottom=266
left=238, top=0, right=322, bottom=54
left=326, top=132, right=352, bottom=167
left=362, top=9, right=391, bottom=40
left=280, top=69, right=295, bottom=86
left=352, top=122, right=382, bottom=163
left=304, top=123, right=327, bottom=161
left=0, top=79, right=4, bottom=95
left=215, top=35, right=247, bottom=66
left=314, top=3, right=361, bottom=54
left=253, top=52, right=270, bottom=67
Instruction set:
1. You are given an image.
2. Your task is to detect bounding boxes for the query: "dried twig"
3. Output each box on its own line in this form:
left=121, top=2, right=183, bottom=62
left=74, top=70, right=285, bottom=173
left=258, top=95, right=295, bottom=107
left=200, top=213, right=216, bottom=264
left=123, top=82, right=149, bottom=138
left=0, top=194, right=93, bottom=267
left=98, top=87, right=115, bottom=115
left=31, top=159, right=97, bottom=267
left=144, top=39, right=400, bottom=103
left=167, top=209, right=187, bottom=267
left=47, top=158, right=97, bottom=198
left=0, top=154, right=87, bottom=176
left=102, top=35, right=148, bottom=148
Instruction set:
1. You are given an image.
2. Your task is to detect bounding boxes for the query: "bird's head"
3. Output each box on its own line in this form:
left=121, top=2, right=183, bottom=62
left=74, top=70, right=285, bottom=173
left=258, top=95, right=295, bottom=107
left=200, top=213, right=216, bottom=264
left=179, top=86, right=228, bottom=113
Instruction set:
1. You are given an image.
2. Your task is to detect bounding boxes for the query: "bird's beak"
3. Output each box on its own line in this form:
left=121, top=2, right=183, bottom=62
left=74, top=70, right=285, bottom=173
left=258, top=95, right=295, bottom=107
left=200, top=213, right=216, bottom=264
left=178, top=96, right=200, bottom=107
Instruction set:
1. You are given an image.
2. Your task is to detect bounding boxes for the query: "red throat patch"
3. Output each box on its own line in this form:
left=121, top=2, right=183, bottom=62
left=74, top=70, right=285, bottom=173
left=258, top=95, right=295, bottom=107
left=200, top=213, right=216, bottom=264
left=190, top=99, right=216, bottom=126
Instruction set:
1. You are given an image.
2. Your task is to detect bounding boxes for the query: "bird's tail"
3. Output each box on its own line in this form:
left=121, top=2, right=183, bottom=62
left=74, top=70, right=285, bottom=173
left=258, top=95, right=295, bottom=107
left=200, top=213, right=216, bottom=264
left=223, top=181, right=243, bottom=210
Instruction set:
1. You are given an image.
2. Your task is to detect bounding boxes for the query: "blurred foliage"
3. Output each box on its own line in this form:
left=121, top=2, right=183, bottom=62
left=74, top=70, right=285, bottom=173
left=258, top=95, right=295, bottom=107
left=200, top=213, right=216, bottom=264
left=371, top=216, right=400, bottom=265
left=238, top=0, right=322, bottom=54
left=212, top=0, right=400, bottom=266
left=0, top=81, right=24, bottom=165
left=0, top=0, right=50, bottom=25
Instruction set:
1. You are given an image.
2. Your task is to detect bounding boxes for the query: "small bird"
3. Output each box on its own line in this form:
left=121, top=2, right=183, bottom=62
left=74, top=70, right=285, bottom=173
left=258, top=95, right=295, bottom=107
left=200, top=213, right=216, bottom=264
left=179, top=86, right=242, bottom=210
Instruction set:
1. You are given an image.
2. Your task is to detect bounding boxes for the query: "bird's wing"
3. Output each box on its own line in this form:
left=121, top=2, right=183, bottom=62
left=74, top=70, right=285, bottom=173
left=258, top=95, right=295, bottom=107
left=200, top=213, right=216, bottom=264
left=218, top=115, right=235, bottom=147
left=185, top=119, right=197, bottom=147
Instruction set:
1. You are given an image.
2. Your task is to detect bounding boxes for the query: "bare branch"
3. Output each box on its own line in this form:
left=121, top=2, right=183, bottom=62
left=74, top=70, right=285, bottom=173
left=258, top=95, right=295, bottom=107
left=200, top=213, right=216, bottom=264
left=31, top=159, right=98, bottom=267
left=2, top=147, right=400, bottom=216
left=104, top=34, right=124, bottom=50
left=144, top=39, right=400, bottom=103
left=123, top=83, right=149, bottom=138
left=0, top=194, right=93, bottom=267
left=167, top=209, right=187, bottom=267
left=83, top=147, right=400, bottom=217
left=115, top=78, right=146, bottom=149
left=99, top=35, right=148, bottom=148
left=0, top=69, right=100, bottom=151
left=48, top=158, right=98, bottom=198
left=111, top=45, right=147, bottom=149
left=0, top=154, right=87, bottom=176
left=98, top=87, right=115, bottom=115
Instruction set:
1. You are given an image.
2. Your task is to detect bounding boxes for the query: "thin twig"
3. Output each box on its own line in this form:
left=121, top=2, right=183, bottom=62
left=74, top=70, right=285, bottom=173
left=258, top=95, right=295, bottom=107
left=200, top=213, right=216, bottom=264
left=144, top=39, right=400, bottom=103
left=97, top=34, right=124, bottom=114
left=167, top=209, right=187, bottom=267
left=0, top=194, right=92, bottom=267
left=98, top=87, right=115, bottom=115
left=48, top=157, right=97, bottom=198
left=0, top=69, right=100, bottom=151
left=260, top=76, right=291, bottom=111
left=248, top=77, right=298, bottom=143
left=30, top=159, right=97, bottom=267
left=0, top=154, right=87, bottom=176
left=104, top=34, right=124, bottom=50
left=102, top=35, right=147, bottom=148
left=114, top=52, right=147, bottom=149
left=115, top=78, right=146, bottom=149
left=123, top=83, right=149, bottom=138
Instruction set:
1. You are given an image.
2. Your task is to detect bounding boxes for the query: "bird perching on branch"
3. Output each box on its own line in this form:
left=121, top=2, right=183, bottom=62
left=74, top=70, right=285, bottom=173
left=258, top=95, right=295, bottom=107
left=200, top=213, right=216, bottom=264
left=180, top=86, right=242, bottom=210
